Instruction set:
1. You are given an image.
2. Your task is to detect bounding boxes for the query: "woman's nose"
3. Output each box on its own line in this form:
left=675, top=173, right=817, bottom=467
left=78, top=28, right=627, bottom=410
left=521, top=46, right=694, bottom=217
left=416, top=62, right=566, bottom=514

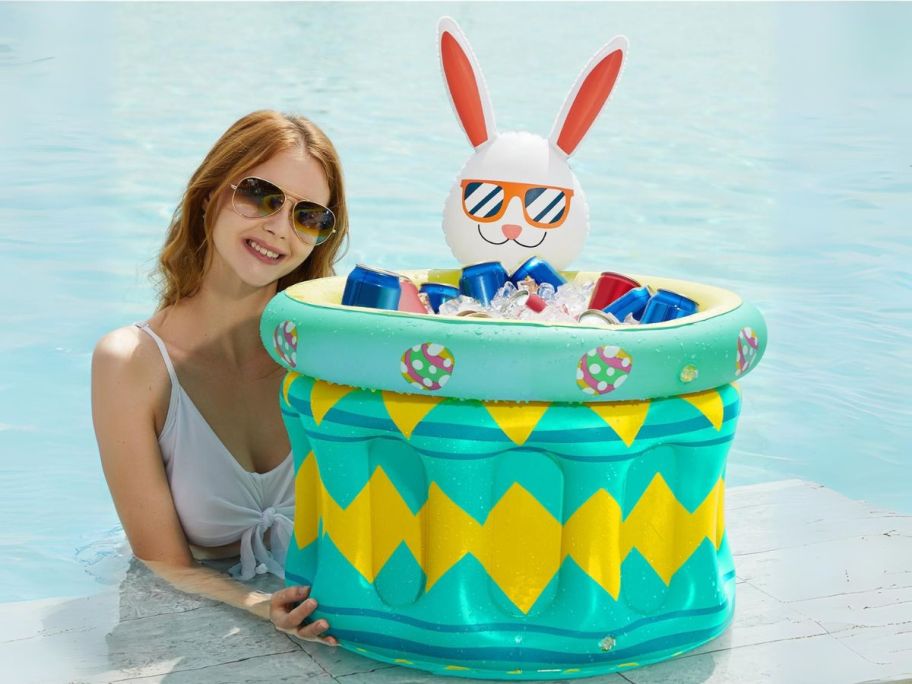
left=263, top=204, right=293, bottom=239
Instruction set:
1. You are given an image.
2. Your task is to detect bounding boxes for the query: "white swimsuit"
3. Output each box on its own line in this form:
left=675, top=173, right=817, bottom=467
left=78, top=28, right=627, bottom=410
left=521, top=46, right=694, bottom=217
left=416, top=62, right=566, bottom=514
left=135, top=322, right=295, bottom=581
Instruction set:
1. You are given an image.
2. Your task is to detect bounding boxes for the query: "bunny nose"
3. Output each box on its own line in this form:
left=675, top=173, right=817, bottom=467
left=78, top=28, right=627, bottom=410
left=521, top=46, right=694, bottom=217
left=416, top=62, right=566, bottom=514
left=502, top=224, right=522, bottom=240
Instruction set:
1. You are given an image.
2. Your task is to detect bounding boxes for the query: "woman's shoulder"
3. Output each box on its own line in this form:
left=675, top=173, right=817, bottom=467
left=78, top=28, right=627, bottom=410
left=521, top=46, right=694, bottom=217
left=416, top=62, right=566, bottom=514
left=92, top=322, right=169, bottom=389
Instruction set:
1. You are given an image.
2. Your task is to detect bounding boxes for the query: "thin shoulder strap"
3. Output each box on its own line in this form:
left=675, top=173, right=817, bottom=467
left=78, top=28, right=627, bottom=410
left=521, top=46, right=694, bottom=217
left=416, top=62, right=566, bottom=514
left=134, top=321, right=179, bottom=389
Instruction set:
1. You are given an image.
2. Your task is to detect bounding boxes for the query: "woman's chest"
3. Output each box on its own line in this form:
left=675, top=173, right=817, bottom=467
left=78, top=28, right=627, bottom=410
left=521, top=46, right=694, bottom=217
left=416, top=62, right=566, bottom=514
left=164, top=366, right=290, bottom=475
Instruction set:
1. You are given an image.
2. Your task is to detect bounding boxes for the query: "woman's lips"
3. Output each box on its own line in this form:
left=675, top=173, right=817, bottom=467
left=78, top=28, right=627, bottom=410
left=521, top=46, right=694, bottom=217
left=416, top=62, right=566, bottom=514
left=244, top=238, right=285, bottom=264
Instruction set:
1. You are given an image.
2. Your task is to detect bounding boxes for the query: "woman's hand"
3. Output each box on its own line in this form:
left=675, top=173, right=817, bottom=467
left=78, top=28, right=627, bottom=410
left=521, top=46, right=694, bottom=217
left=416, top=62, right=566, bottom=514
left=270, top=585, right=338, bottom=646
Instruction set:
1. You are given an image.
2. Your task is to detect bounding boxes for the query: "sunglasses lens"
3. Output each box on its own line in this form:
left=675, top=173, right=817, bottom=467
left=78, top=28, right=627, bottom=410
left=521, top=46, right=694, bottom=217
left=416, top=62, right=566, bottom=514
left=463, top=182, right=505, bottom=221
left=524, top=187, right=567, bottom=226
left=293, top=202, right=336, bottom=245
left=234, top=178, right=285, bottom=218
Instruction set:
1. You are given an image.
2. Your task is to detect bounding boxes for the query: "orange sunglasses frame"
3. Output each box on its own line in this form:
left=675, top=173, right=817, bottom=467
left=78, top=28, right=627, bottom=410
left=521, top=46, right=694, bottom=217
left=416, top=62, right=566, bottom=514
left=460, top=179, right=575, bottom=229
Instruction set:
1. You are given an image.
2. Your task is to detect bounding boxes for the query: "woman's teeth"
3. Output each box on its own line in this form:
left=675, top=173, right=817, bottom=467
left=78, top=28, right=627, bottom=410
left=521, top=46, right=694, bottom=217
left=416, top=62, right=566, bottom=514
left=247, top=239, right=281, bottom=260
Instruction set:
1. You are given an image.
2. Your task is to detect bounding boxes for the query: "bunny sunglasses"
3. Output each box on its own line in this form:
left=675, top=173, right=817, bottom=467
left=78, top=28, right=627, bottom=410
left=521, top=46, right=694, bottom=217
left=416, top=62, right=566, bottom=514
left=461, top=179, right=574, bottom=229
left=230, top=176, right=336, bottom=246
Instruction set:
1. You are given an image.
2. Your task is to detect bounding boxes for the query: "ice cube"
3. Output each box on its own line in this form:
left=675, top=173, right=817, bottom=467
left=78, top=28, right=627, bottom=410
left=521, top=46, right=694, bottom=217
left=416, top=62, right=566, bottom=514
left=438, top=295, right=479, bottom=316
left=489, top=281, right=518, bottom=315
left=516, top=276, right=538, bottom=294
left=537, top=282, right=556, bottom=301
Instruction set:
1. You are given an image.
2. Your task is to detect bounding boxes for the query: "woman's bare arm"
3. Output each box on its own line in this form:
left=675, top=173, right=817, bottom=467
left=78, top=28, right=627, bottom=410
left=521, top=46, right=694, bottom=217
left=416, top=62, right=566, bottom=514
left=90, top=326, right=335, bottom=644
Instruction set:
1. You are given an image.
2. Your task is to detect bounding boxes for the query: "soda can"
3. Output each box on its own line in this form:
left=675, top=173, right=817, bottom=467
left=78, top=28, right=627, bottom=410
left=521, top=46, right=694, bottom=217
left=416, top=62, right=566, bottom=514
left=509, top=289, right=547, bottom=313
left=342, top=264, right=401, bottom=310
left=459, top=261, right=509, bottom=306
left=510, top=256, right=567, bottom=289
left=398, top=278, right=431, bottom=314
left=588, top=272, right=640, bottom=311
left=577, top=309, right=622, bottom=328
left=419, top=282, right=460, bottom=314
left=603, top=285, right=653, bottom=321
left=640, top=289, right=699, bottom=324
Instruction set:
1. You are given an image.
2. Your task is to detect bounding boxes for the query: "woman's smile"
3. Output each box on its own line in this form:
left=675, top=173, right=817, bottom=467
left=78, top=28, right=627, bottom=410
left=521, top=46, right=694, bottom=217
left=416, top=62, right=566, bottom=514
left=244, top=237, right=287, bottom=264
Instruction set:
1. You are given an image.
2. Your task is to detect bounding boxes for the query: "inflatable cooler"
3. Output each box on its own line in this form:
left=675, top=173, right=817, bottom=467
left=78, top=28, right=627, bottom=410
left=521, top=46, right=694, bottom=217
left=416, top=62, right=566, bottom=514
left=259, top=268, right=766, bottom=679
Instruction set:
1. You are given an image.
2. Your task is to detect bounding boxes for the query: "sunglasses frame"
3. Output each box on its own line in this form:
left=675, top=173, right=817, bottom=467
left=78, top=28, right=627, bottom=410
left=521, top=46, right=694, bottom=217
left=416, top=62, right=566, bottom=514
left=460, top=178, right=575, bottom=229
left=229, top=176, right=337, bottom=246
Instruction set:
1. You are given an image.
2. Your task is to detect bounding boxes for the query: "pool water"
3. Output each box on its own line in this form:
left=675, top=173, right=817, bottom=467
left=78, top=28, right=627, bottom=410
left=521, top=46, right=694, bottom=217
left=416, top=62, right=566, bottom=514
left=1, top=2, right=910, bottom=603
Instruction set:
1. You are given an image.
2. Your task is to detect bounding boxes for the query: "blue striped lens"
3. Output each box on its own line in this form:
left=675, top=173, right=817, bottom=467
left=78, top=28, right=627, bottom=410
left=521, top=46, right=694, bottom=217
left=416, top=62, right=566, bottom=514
left=463, top=182, right=505, bottom=220
left=523, top=187, right=567, bottom=226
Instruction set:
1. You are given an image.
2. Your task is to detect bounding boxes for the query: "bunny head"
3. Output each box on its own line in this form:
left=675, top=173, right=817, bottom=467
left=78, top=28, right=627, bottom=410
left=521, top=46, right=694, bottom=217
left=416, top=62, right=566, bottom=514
left=438, top=17, right=627, bottom=273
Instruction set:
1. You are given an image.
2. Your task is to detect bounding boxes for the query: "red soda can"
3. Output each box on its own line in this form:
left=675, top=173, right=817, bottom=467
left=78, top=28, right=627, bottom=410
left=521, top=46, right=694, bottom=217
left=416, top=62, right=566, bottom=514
left=588, top=272, right=640, bottom=311
left=398, top=278, right=430, bottom=314
left=509, top=290, right=548, bottom=313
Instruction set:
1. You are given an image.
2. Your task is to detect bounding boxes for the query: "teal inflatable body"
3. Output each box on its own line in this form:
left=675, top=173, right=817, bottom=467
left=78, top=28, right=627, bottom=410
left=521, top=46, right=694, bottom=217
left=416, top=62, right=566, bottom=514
left=261, top=269, right=766, bottom=679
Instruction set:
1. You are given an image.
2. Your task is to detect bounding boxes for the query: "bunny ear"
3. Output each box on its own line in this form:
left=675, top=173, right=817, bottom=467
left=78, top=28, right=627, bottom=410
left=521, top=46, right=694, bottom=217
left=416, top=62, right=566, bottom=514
left=549, top=36, right=627, bottom=157
left=438, top=17, right=496, bottom=149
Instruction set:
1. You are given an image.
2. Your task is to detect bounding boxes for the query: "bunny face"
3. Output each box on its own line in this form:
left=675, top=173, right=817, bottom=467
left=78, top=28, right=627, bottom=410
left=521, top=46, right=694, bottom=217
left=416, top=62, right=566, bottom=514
left=443, top=132, right=589, bottom=272
left=438, top=17, right=626, bottom=274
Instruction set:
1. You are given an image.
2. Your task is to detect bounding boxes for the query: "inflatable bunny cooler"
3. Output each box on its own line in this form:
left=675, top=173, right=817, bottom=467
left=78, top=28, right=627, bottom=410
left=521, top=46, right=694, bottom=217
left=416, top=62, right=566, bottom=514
left=439, top=17, right=627, bottom=272
left=264, top=15, right=768, bottom=680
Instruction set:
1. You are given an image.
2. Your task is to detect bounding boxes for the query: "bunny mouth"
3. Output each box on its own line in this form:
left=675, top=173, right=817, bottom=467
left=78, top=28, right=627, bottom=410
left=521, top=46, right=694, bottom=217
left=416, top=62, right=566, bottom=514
left=477, top=224, right=547, bottom=249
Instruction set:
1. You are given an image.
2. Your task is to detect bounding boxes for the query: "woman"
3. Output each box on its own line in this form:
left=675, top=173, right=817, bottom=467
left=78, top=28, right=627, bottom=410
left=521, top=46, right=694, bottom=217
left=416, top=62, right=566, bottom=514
left=91, top=110, right=344, bottom=645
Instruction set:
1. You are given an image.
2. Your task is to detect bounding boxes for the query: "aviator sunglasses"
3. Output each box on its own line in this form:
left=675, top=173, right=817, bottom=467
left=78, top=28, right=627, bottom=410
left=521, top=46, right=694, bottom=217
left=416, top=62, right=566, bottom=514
left=461, top=179, right=574, bottom=229
left=230, top=176, right=336, bottom=245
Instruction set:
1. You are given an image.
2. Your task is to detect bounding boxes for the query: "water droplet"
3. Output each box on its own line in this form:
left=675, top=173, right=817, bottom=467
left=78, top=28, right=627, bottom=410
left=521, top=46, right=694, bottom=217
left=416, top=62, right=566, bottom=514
left=680, top=364, right=699, bottom=383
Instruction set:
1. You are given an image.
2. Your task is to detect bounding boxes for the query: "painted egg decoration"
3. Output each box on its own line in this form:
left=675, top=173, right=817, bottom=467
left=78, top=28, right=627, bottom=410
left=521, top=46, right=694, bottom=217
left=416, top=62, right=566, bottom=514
left=577, top=346, right=633, bottom=396
left=401, top=343, right=456, bottom=391
left=273, top=320, right=298, bottom=367
left=735, top=326, right=759, bottom=375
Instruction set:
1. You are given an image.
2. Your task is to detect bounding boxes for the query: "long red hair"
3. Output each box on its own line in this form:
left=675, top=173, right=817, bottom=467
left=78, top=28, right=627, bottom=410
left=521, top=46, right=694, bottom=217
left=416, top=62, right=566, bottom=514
left=153, top=111, right=349, bottom=310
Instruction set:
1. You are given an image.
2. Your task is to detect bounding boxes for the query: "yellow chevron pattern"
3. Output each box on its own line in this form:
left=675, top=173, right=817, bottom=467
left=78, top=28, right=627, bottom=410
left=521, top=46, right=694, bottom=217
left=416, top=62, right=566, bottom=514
left=586, top=400, right=651, bottom=447
left=482, top=402, right=551, bottom=445
left=282, top=372, right=301, bottom=404
left=311, top=380, right=357, bottom=425
left=293, top=452, right=725, bottom=613
left=679, top=388, right=725, bottom=431
left=381, top=391, right=446, bottom=439
left=300, top=381, right=728, bottom=446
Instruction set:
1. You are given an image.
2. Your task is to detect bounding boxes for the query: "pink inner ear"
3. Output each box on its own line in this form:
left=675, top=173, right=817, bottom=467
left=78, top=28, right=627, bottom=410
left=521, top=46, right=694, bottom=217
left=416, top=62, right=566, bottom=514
left=557, top=50, right=623, bottom=156
left=441, top=32, right=488, bottom=148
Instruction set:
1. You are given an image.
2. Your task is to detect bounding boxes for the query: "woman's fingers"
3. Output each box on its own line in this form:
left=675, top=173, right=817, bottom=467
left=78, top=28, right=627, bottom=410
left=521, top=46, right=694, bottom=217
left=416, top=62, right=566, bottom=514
left=270, top=586, right=312, bottom=631
left=292, top=601, right=338, bottom=646
left=268, top=586, right=337, bottom=646
left=287, top=597, right=318, bottom=624
left=297, top=618, right=334, bottom=643
left=273, top=585, right=310, bottom=610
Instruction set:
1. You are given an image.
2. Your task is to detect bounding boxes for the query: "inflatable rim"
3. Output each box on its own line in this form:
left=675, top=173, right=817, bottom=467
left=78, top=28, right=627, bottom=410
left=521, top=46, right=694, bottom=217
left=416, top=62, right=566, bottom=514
left=262, top=269, right=766, bottom=403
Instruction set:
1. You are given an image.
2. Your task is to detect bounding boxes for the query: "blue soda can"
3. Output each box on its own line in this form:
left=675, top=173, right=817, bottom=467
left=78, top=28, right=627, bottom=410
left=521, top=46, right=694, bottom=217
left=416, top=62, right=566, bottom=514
left=510, top=256, right=567, bottom=289
left=342, top=264, right=401, bottom=310
left=420, top=282, right=460, bottom=313
left=640, top=289, right=699, bottom=324
left=603, top=285, right=653, bottom=321
left=459, top=262, right=509, bottom=306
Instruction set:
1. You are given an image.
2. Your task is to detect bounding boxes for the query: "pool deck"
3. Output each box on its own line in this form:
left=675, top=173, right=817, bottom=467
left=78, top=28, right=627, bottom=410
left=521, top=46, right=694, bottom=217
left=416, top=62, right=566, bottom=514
left=4, top=479, right=912, bottom=684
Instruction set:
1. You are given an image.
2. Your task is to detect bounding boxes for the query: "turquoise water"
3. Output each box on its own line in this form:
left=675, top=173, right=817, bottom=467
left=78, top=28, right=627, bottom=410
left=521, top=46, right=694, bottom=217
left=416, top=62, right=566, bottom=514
left=1, top=3, right=909, bottom=603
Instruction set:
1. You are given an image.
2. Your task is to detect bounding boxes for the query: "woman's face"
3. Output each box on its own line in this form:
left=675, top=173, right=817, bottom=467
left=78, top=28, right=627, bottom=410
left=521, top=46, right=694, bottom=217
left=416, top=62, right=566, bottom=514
left=209, top=147, right=332, bottom=289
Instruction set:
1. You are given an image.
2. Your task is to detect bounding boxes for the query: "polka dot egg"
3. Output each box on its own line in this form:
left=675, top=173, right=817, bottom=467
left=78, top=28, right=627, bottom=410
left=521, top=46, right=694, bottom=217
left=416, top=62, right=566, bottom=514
left=273, top=321, right=298, bottom=368
left=577, top=346, right=632, bottom=396
left=401, top=343, right=455, bottom=391
left=736, top=327, right=759, bottom=375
